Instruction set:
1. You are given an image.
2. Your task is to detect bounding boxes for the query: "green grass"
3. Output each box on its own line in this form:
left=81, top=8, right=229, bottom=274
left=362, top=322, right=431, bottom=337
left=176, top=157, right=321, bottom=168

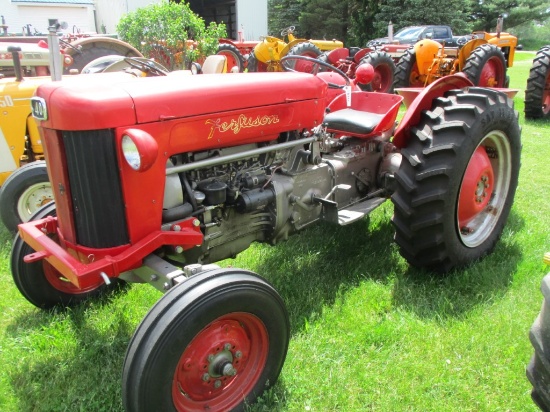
left=1, top=52, right=549, bottom=411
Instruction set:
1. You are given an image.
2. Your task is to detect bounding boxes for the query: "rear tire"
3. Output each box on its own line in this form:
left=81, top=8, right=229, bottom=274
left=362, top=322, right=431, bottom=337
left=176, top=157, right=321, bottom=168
left=10, top=203, right=115, bottom=309
left=527, top=268, right=550, bottom=412
left=217, top=43, right=245, bottom=72
left=0, top=161, right=52, bottom=232
left=393, top=48, right=423, bottom=88
left=123, top=268, right=289, bottom=412
left=392, top=87, right=521, bottom=272
left=462, top=44, right=507, bottom=87
left=65, top=41, right=141, bottom=74
left=360, top=51, right=396, bottom=93
left=286, top=42, right=321, bottom=73
left=524, top=46, right=550, bottom=119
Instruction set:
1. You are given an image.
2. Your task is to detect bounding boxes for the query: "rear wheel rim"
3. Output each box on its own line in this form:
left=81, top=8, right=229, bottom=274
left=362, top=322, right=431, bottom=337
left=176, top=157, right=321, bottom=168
left=293, top=52, right=320, bottom=72
left=408, top=61, right=424, bottom=87
left=457, top=130, right=511, bottom=247
left=173, top=313, right=268, bottom=411
left=219, top=50, right=240, bottom=71
left=543, top=71, right=550, bottom=115
left=479, top=57, right=505, bottom=87
left=372, top=63, right=392, bottom=92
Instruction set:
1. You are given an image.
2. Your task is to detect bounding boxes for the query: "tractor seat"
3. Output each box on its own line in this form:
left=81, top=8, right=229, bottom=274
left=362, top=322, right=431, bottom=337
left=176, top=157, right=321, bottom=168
left=202, top=55, right=227, bottom=74
left=324, top=108, right=384, bottom=136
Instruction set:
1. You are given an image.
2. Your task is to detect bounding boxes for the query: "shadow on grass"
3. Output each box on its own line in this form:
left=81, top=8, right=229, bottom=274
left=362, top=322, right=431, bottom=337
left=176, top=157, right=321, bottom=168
left=5, top=284, right=134, bottom=412
left=391, top=209, right=524, bottom=322
left=2, top=206, right=524, bottom=411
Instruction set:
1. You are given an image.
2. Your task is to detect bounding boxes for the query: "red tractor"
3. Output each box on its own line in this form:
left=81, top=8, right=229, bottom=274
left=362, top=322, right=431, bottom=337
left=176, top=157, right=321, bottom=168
left=319, top=47, right=396, bottom=93
left=12, top=56, right=521, bottom=411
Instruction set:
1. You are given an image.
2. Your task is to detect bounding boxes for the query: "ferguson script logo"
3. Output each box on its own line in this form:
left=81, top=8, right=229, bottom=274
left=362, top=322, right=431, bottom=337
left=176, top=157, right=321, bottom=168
left=206, top=114, right=280, bottom=139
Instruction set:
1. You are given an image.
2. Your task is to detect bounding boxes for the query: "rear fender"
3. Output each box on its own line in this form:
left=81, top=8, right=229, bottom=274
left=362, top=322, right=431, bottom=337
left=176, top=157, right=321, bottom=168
left=414, top=39, right=442, bottom=75
left=392, top=73, right=473, bottom=148
left=63, top=37, right=142, bottom=57
left=457, top=39, right=487, bottom=71
left=281, top=38, right=308, bottom=56
left=325, top=48, right=349, bottom=64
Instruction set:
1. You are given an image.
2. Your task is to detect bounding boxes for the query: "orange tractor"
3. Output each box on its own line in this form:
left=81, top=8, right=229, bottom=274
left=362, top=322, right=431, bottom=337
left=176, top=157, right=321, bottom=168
left=393, top=17, right=517, bottom=89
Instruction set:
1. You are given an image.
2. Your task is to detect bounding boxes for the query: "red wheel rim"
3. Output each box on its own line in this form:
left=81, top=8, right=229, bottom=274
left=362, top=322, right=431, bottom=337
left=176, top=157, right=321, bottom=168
left=172, top=313, right=268, bottom=411
left=456, top=131, right=511, bottom=248
left=43, top=261, right=104, bottom=294
left=543, top=71, right=550, bottom=115
left=478, top=57, right=505, bottom=87
left=458, top=146, right=494, bottom=227
left=218, top=51, right=240, bottom=72
left=294, top=53, right=320, bottom=73
left=371, top=63, right=392, bottom=92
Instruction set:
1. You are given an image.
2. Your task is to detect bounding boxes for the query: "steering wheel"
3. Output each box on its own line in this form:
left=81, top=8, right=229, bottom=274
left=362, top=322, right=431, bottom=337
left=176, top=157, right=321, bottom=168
left=280, top=55, right=351, bottom=88
left=456, top=36, right=468, bottom=46
left=280, top=26, right=295, bottom=37
left=123, top=57, right=168, bottom=76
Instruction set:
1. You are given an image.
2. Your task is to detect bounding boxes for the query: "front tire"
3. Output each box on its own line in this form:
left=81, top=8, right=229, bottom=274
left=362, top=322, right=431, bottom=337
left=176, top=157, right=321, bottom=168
left=392, top=87, right=521, bottom=272
left=0, top=161, right=53, bottom=232
left=462, top=44, right=507, bottom=87
left=123, top=268, right=289, bottom=412
left=10, top=203, right=114, bottom=308
left=524, top=46, right=550, bottom=119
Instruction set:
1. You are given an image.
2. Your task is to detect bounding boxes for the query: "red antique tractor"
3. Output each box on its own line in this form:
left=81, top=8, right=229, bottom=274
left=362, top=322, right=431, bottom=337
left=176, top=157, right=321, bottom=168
left=319, top=47, right=396, bottom=93
left=11, top=56, right=521, bottom=411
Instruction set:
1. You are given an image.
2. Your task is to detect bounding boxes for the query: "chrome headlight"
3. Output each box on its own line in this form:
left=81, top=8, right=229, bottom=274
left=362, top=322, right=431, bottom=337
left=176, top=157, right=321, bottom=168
left=121, top=130, right=158, bottom=172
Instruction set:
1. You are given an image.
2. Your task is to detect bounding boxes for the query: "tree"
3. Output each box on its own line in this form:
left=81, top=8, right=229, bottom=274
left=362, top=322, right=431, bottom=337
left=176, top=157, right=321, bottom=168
left=268, top=0, right=302, bottom=36
left=299, top=0, right=349, bottom=43
left=348, top=0, right=384, bottom=47
left=117, top=0, right=226, bottom=70
left=469, top=0, right=550, bottom=32
left=373, top=0, right=472, bottom=37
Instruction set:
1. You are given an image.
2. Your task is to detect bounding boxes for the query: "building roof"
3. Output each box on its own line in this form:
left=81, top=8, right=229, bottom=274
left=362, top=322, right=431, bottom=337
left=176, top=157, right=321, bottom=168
left=12, top=0, right=95, bottom=4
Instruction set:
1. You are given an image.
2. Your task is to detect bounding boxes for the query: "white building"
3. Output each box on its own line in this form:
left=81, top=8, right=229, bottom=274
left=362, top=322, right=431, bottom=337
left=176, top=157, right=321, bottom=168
left=1, top=0, right=268, bottom=40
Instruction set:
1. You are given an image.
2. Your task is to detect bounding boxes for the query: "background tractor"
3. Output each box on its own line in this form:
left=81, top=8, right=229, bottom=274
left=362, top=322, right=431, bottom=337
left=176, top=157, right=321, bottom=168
left=527, top=251, right=550, bottom=411
left=393, top=17, right=517, bottom=89
left=247, top=26, right=343, bottom=72
left=11, top=52, right=521, bottom=411
left=524, top=45, right=550, bottom=119
left=319, top=47, right=396, bottom=93
left=0, top=24, right=142, bottom=77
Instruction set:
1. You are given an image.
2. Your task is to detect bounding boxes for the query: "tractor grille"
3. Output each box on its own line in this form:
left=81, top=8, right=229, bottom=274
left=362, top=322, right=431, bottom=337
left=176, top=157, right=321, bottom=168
left=62, top=130, right=128, bottom=248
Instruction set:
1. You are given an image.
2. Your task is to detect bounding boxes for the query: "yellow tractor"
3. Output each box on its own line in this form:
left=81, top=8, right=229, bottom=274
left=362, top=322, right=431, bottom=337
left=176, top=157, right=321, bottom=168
left=0, top=72, right=50, bottom=233
left=0, top=50, right=173, bottom=232
left=248, top=26, right=343, bottom=72
left=393, top=17, right=517, bottom=88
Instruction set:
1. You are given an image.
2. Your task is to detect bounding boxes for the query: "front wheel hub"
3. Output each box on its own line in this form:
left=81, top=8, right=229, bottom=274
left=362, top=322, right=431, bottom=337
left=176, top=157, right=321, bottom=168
left=458, top=146, right=494, bottom=227
left=173, top=313, right=268, bottom=410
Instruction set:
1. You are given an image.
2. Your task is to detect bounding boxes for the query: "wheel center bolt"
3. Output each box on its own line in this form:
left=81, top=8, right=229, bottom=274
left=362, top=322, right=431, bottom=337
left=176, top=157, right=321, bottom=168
left=222, top=363, right=237, bottom=376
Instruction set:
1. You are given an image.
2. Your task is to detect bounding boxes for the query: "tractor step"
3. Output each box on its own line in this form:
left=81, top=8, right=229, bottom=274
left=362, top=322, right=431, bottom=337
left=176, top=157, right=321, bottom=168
left=318, top=196, right=386, bottom=225
left=337, top=197, right=386, bottom=225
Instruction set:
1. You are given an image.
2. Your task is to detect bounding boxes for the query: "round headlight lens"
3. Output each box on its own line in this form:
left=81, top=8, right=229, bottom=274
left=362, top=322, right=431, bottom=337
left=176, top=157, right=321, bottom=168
left=121, top=134, right=141, bottom=170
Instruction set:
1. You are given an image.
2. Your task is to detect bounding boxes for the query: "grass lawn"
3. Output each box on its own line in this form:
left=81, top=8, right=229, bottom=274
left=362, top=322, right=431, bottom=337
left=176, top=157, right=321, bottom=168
left=0, top=50, right=548, bottom=411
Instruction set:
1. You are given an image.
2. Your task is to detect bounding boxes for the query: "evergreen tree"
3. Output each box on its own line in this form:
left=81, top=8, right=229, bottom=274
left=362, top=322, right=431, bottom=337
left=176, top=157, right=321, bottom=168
left=268, top=0, right=302, bottom=36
